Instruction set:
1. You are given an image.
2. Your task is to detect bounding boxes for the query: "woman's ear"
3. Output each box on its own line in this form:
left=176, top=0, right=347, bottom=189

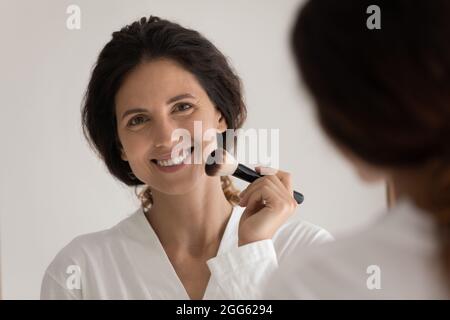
left=216, top=111, right=227, bottom=133
left=117, top=140, right=128, bottom=161
left=120, top=148, right=128, bottom=161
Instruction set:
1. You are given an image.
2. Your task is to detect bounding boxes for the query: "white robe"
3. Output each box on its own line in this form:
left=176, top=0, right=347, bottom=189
left=264, top=198, right=449, bottom=299
left=40, top=205, right=333, bottom=299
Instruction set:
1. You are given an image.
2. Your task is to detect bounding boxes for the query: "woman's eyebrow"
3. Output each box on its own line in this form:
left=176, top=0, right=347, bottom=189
left=121, top=107, right=148, bottom=120
left=166, top=93, right=196, bottom=104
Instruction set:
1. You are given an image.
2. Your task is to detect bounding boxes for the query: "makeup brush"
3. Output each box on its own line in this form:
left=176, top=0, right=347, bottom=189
left=205, top=149, right=304, bottom=204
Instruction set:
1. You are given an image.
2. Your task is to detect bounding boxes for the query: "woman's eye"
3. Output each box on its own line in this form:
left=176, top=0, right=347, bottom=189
left=128, top=115, right=147, bottom=127
left=174, top=103, right=193, bottom=113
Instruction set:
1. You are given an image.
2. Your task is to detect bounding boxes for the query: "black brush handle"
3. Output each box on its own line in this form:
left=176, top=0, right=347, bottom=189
left=293, top=191, right=305, bottom=205
left=234, top=164, right=304, bottom=204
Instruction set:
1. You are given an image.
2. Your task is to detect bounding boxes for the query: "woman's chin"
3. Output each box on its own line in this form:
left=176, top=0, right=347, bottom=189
left=152, top=182, right=201, bottom=197
left=146, top=165, right=205, bottom=195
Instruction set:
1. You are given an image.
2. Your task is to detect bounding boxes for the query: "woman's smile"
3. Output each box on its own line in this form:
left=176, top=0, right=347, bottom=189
left=150, top=146, right=194, bottom=173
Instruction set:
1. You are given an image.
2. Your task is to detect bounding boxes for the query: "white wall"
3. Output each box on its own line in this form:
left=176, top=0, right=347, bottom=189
left=0, top=0, right=386, bottom=299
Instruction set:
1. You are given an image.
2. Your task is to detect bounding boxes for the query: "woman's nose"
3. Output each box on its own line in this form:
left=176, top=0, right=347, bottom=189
left=151, top=118, right=178, bottom=148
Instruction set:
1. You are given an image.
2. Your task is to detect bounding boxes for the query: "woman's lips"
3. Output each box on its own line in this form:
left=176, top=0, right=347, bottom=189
left=151, top=146, right=194, bottom=161
left=150, top=146, right=194, bottom=173
left=153, top=162, right=187, bottom=173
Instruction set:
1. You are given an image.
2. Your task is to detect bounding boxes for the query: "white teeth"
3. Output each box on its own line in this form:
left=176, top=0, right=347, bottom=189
left=154, top=150, right=191, bottom=167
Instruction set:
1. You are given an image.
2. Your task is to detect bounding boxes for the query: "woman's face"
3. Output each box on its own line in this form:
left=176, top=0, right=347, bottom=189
left=115, top=58, right=227, bottom=195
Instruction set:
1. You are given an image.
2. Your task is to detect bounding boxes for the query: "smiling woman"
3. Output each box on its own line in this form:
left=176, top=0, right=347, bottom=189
left=40, top=15, right=333, bottom=300
left=114, top=57, right=234, bottom=198
left=82, top=16, right=246, bottom=209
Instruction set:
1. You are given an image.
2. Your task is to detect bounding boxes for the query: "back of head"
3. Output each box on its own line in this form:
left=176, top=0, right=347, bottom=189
left=292, top=0, right=450, bottom=288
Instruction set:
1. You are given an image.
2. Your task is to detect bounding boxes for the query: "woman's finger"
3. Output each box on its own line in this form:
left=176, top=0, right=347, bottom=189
left=255, top=167, right=294, bottom=196
left=239, top=176, right=270, bottom=202
left=242, top=182, right=286, bottom=213
left=239, top=177, right=281, bottom=206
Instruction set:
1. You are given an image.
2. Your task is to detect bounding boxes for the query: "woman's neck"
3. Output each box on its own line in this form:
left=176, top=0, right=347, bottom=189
left=389, top=164, right=450, bottom=218
left=146, top=176, right=233, bottom=257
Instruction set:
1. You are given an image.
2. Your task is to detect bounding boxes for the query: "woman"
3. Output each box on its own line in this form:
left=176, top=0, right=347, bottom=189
left=264, top=0, right=450, bottom=298
left=40, top=16, right=332, bottom=300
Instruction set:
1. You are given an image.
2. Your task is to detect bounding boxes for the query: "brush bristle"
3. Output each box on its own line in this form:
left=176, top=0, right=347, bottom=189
left=205, top=149, right=238, bottom=176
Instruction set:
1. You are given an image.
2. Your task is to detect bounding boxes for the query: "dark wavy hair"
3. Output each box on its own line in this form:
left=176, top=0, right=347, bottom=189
left=292, top=0, right=450, bottom=287
left=81, top=16, right=246, bottom=210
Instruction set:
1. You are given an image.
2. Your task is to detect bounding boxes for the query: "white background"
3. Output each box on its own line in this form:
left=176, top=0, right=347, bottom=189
left=0, top=0, right=386, bottom=299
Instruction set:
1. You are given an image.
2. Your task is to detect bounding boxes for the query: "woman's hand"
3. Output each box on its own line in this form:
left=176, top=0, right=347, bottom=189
left=238, top=167, right=298, bottom=246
